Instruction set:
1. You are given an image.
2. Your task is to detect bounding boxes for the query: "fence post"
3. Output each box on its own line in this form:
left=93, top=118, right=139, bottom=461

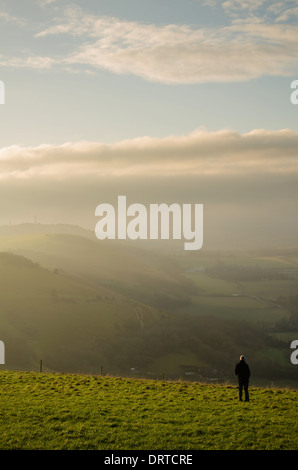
left=40, top=360, right=42, bottom=372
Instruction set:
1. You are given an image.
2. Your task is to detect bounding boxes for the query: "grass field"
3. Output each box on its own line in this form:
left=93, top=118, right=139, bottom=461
left=0, top=371, right=296, bottom=450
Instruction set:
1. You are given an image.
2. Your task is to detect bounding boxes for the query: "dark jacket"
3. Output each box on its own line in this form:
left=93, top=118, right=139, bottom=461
left=235, top=360, right=250, bottom=382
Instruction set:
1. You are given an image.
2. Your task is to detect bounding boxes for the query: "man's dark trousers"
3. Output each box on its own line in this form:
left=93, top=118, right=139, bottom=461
left=238, top=379, right=249, bottom=401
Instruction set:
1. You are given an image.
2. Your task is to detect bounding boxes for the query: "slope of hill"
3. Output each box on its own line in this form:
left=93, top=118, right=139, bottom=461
left=0, top=371, right=296, bottom=450
left=0, top=251, right=175, bottom=374
left=0, top=224, right=297, bottom=386
left=0, top=225, right=196, bottom=312
left=0, top=250, right=291, bottom=383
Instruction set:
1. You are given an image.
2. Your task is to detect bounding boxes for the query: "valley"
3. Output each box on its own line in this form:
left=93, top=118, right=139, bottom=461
left=0, top=223, right=297, bottom=388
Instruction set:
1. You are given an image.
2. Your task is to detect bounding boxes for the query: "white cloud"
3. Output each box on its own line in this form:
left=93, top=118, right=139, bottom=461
left=0, top=128, right=297, bottom=179
left=0, top=11, right=25, bottom=25
left=210, top=0, right=298, bottom=16
left=33, top=8, right=298, bottom=83
left=275, top=6, right=298, bottom=22
left=0, top=55, right=57, bottom=69
left=0, top=4, right=297, bottom=83
left=222, top=0, right=266, bottom=12
left=0, top=128, right=297, bottom=246
left=36, top=0, right=59, bottom=5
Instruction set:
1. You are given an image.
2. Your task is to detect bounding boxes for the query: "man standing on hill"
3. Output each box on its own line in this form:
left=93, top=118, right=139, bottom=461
left=235, top=355, right=250, bottom=402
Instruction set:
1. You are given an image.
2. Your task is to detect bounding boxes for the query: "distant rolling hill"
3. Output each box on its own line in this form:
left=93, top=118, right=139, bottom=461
left=0, top=224, right=196, bottom=312
left=0, top=250, right=291, bottom=384
left=0, top=224, right=200, bottom=376
left=0, top=250, right=179, bottom=374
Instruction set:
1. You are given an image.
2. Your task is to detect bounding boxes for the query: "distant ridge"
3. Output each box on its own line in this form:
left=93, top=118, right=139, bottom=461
left=0, top=223, right=94, bottom=239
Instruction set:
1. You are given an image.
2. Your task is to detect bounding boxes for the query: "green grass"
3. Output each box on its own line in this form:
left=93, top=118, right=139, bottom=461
left=0, top=371, right=296, bottom=450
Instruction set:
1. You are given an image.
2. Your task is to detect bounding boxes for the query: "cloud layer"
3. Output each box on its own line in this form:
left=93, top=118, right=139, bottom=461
left=1, top=3, right=298, bottom=83
left=37, top=10, right=298, bottom=83
left=1, top=128, right=297, bottom=179
left=0, top=127, right=297, bottom=248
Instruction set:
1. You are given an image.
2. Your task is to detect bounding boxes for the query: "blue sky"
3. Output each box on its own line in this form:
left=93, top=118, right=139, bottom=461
left=0, top=0, right=297, bottom=248
left=0, top=0, right=297, bottom=145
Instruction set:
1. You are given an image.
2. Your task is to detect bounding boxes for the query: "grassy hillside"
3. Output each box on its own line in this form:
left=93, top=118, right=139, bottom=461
left=0, top=250, right=295, bottom=384
left=0, top=251, right=179, bottom=375
left=0, top=229, right=196, bottom=311
left=0, top=370, right=296, bottom=450
left=0, top=224, right=296, bottom=321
